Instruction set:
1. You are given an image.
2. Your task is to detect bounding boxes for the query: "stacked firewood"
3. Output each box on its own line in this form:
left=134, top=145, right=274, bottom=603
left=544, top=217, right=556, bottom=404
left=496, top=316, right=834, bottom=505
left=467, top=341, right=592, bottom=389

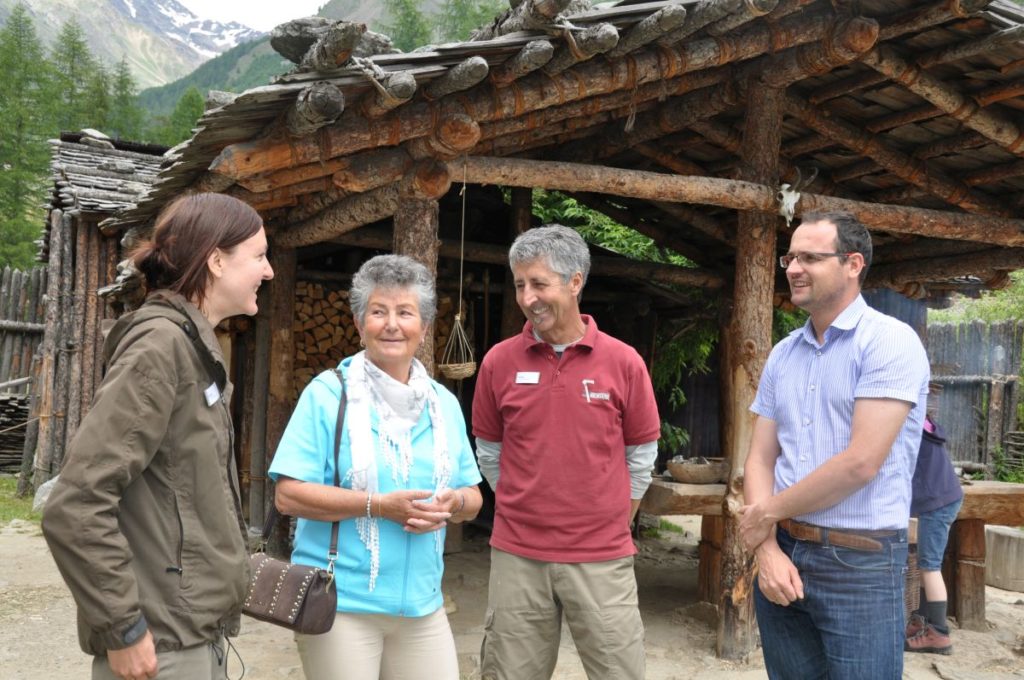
left=0, top=393, right=30, bottom=472
left=292, top=281, right=458, bottom=399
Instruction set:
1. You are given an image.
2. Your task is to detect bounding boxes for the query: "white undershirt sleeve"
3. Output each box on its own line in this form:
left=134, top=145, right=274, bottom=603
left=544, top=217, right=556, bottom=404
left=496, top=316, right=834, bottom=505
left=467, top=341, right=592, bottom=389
left=626, top=440, right=659, bottom=499
left=475, top=437, right=502, bottom=489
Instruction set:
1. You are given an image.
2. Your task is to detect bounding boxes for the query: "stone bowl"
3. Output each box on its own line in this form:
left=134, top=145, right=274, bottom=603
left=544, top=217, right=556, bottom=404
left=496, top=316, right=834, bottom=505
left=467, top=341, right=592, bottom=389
left=666, top=457, right=727, bottom=484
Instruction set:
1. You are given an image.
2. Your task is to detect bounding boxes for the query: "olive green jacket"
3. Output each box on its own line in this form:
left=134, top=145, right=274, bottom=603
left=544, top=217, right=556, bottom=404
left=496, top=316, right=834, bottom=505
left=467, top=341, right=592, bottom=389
left=42, top=291, right=249, bottom=655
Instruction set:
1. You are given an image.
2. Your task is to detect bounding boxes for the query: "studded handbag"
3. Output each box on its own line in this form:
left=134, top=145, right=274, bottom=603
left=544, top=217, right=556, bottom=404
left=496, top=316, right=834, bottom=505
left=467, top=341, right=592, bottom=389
left=242, top=370, right=347, bottom=635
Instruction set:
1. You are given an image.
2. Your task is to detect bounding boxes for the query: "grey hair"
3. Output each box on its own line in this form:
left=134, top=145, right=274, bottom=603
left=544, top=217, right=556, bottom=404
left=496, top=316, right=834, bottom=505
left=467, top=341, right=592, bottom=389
left=349, top=254, right=437, bottom=326
left=508, top=224, right=590, bottom=288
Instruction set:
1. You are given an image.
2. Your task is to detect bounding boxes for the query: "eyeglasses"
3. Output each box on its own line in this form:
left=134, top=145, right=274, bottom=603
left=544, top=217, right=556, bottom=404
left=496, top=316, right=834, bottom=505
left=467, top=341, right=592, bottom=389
left=779, top=252, right=851, bottom=269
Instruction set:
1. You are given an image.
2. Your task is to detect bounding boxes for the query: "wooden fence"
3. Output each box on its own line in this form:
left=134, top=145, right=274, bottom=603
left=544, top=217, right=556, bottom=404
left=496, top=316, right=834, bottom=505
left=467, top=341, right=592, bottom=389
left=927, top=320, right=1024, bottom=465
left=0, top=266, right=46, bottom=472
left=0, top=267, right=47, bottom=394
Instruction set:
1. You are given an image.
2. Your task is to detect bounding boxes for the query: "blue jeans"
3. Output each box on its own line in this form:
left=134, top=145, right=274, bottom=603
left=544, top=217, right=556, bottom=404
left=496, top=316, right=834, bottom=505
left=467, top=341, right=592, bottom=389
left=755, top=526, right=908, bottom=680
left=916, top=498, right=962, bottom=571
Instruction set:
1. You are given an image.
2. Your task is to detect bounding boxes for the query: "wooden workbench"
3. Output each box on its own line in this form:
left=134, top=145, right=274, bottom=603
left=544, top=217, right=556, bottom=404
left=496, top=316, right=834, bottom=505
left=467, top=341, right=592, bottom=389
left=640, top=479, right=1024, bottom=629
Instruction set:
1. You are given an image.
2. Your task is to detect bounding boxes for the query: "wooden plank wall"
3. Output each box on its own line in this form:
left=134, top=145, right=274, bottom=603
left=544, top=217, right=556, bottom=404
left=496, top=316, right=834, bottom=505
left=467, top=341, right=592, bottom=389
left=928, top=320, right=1024, bottom=465
left=0, top=266, right=47, bottom=394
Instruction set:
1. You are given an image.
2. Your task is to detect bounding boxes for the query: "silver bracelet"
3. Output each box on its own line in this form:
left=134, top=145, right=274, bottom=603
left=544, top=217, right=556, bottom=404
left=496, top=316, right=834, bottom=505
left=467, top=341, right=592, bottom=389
left=456, top=490, right=466, bottom=514
left=366, top=492, right=373, bottom=519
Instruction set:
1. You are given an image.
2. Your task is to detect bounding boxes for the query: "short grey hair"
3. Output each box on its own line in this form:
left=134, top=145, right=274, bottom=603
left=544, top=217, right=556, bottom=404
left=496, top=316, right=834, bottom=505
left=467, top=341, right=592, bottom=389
left=349, top=254, right=437, bottom=326
left=508, top=224, right=590, bottom=288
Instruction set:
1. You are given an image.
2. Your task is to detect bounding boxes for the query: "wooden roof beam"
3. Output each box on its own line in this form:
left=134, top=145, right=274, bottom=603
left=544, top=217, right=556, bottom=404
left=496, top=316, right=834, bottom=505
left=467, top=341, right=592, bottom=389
left=869, top=247, right=1024, bottom=291
left=873, top=238, right=991, bottom=264
left=424, top=57, right=489, bottom=99
left=209, top=7, right=849, bottom=180
left=656, top=0, right=744, bottom=46
left=704, top=0, right=777, bottom=36
left=327, top=226, right=724, bottom=290
left=454, top=155, right=1024, bottom=246
left=297, top=21, right=365, bottom=72
left=607, top=4, right=687, bottom=58
left=241, top=113, right=478, bottom=195
left=285, top=81, right=345, bottom=137
left=650, top=200, right=735, bottom=247
left=473, top=0, right=576, bottom=41
left=542, top=23, right=618, bottom=75
left=868, top=158, right=1024, bottom=204
left=355, top=71, right=417, bottom=119
left=555, top=15, right=878, bottom=164
left=877, top=0, right=990, bottom=42
left=489, top=40, right=554, bottom=86
left=783, top=91, right=1013, bottom=217
left=861, top=46, right=1024, bottom=159
left=689, top=119, right=847, bottom=197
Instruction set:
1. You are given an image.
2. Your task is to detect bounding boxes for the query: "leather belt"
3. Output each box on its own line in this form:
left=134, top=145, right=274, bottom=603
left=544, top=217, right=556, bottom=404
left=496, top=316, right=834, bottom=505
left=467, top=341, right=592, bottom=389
left=778, top=519, right=897, bottom=552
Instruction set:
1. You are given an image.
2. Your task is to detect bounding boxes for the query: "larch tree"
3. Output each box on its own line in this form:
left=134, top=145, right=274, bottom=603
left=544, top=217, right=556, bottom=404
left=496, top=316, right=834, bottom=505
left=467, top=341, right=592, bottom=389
left=437, top=0, right=505, bottom=41
left=0, top=3, right=52, bottom=269
left=109, top=57, right=145, bottom=141
left=50, top=18, right=96, bottom=133
left=380, top=0, right=433, bottom=52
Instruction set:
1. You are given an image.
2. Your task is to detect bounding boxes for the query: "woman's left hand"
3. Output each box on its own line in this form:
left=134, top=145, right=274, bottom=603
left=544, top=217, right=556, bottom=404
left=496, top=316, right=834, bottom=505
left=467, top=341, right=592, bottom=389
left=406, top=488, right=460, bottom=534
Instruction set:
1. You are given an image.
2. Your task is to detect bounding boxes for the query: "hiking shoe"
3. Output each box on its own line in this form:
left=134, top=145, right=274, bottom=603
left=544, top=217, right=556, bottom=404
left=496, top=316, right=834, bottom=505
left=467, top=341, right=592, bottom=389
left=905, top=623, right=952, bottom=655
left=905, top=613, right=927, bottom=638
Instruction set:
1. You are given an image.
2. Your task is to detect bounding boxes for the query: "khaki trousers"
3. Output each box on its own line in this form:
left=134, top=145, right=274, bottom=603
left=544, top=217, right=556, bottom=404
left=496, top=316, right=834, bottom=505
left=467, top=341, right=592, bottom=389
left=295, top=606, right=459, bottom=680
left=92, top=638, right=227, bottom=680
left=480, top=548, right=645, bottom=680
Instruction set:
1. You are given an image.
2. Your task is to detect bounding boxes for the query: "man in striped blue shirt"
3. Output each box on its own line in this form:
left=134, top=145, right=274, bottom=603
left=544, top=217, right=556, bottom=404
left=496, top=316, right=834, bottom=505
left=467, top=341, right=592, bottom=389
left=738, top=212, right=930, bottom=680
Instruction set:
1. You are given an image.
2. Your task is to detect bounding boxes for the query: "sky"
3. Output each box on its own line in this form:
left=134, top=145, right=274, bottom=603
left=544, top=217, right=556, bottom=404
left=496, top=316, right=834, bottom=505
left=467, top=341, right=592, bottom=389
left=176, top=1, right=328, bottom=32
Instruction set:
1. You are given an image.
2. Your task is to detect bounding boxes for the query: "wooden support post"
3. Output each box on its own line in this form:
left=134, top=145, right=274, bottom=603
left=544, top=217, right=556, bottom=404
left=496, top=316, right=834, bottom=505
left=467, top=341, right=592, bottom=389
left=699, top=516, right=725, bottom=604
left=716, top=83, right=782, bottom=660
left=393, top=200, right=440, bottom=377
left=501, top=188, right=532, bottom=341
left=945, top=519, right=987, bottom=631
left=393, top=198, right=451, bottom=548
left=265, top=247, right=297, bottom=557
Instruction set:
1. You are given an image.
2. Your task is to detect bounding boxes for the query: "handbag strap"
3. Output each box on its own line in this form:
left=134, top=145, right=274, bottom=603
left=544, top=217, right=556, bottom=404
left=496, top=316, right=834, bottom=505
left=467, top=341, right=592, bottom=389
left=262, top=369, right=347, bottom=567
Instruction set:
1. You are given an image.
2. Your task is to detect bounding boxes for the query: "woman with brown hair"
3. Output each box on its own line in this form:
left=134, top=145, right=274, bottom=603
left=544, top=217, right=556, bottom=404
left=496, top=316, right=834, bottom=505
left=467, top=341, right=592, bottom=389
left=42, top=193, right=274, bottom=680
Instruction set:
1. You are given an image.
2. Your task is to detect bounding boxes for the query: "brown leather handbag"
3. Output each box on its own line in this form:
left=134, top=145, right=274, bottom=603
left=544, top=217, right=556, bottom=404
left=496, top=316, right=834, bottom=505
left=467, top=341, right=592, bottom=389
left=242, top=370, right=347, bottom=635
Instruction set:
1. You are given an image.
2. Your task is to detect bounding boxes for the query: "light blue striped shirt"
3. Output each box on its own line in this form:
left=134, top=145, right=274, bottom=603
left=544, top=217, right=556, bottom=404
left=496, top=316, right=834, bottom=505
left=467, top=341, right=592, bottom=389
left=750, top=295, right=930, bottom=530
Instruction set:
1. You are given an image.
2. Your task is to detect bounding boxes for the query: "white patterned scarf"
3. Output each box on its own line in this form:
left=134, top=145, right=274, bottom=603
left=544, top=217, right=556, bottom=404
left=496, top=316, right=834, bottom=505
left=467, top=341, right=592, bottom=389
left=343, top=351, right=451, bottom=590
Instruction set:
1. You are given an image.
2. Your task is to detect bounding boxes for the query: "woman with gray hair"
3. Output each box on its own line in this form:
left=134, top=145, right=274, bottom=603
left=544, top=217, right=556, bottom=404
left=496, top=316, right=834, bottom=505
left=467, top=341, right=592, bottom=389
left=269, top=254, right=482, bottom=680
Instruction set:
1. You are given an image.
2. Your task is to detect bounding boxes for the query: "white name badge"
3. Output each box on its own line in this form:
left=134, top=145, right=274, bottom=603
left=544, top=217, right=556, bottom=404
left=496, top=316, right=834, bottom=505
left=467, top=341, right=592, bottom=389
left=515, top=371, right=540, bottom=384
left=204, top=382, right=221, bottom=406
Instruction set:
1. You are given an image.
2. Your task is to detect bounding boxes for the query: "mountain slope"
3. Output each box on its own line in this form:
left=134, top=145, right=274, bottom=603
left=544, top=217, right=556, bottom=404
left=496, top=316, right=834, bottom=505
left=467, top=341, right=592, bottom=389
left=0, top=0, right=262, bottom=88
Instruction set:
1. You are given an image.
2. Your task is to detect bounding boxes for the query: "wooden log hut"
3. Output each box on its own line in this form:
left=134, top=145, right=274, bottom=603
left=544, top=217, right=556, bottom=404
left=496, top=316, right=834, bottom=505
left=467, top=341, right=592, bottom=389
left=41, top=0, right=1024, bottom=657
left=22, top=130, right=165, bottom=495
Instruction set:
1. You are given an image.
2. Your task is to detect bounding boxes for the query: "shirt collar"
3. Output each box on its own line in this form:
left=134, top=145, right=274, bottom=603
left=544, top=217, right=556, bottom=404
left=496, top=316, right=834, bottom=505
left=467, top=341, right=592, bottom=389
left=799, top=294, right=868, bottom=344
left=521, top=314, right=598, bottom=350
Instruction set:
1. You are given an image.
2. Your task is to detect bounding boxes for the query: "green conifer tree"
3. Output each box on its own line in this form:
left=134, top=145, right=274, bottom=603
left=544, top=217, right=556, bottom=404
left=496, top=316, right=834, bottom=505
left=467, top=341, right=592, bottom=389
left=437, top=0, right=504, bottom=42
left=0, top=3, right=52, bottom=269
left=152, top=86, right=205, bottom=146
left=84, top=61, right=112, bottom=133
left=381, top=0, right=433, bottom=51
left=50, top=18, right=96, bottom=133
left=109, top=57, right=145, bottom=141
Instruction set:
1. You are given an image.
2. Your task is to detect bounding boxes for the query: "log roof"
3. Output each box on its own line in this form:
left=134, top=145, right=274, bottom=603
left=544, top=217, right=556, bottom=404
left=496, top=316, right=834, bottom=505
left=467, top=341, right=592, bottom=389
left=107, top=0, right=1024, bottom=299
left=40, top=131, right=166, bottom=262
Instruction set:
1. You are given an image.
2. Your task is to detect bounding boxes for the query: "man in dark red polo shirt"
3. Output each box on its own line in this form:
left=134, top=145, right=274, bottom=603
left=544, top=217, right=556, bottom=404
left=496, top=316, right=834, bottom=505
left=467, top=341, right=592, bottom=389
left=472, top=224, right=660, bottom=680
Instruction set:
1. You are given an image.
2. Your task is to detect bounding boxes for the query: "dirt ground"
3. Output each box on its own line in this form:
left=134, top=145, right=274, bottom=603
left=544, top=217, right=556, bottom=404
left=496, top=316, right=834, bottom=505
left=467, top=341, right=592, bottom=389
left=2, top=516, right=1022, bottom=680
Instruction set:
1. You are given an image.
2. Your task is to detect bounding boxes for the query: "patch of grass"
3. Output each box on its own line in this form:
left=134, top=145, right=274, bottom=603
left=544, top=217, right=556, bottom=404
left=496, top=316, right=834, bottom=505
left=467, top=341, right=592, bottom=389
left=0, top=476, right=39, bottom=524
left=658, top=519, right=684, bottom=534
left=641, top=527, right=662, bottom=540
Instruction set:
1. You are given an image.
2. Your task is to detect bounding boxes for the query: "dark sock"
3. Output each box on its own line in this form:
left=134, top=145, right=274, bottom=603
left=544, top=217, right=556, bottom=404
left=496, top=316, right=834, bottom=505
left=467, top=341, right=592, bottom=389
left=914, top=587, right=927, bottom=617
left=924, top=600, right=949, bottom=634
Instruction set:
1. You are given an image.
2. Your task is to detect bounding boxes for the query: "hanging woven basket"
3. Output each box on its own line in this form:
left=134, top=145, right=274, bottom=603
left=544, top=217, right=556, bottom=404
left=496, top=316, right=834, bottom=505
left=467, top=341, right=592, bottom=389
left=439, top=310, right=476, bottom=380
